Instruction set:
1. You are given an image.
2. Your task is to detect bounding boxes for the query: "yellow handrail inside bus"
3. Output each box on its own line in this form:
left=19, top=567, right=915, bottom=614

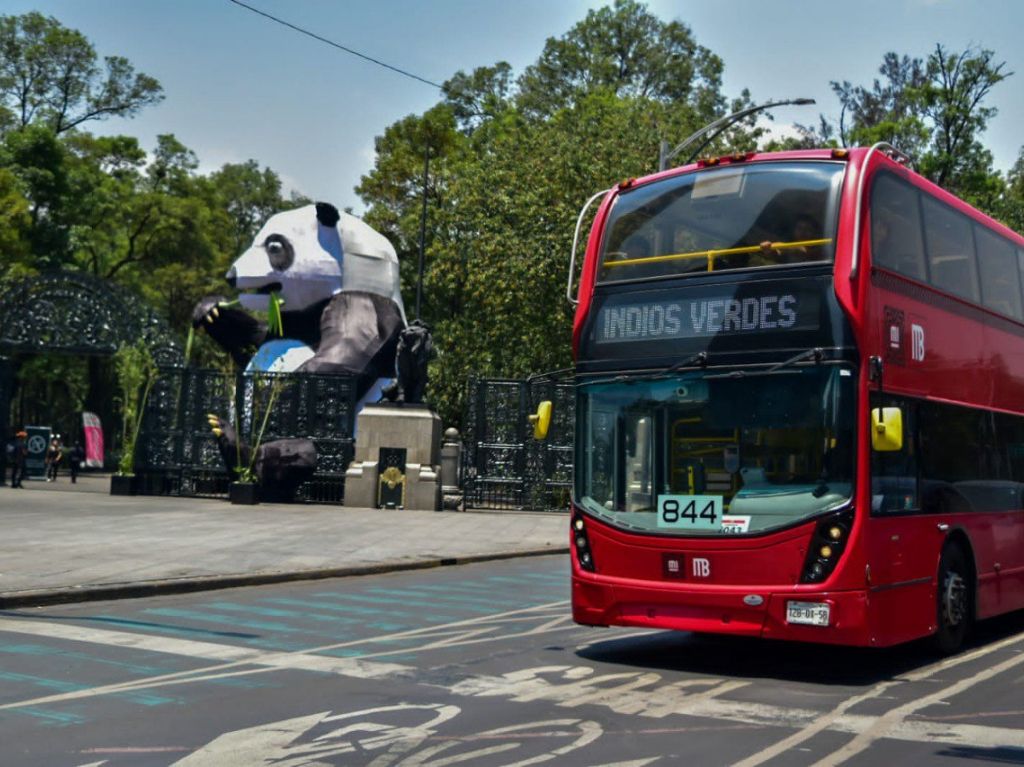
left=603, top=238, right=833, bottom=271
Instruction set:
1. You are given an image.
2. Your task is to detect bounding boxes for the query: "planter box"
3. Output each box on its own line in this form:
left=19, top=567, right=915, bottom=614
left=229, top=482, right=260, bottom=505
left=110, top=475, right=136, bottom=496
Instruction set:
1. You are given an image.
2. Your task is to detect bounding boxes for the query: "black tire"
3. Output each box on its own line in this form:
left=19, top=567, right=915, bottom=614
left=932, top=543, right=973, bottom=655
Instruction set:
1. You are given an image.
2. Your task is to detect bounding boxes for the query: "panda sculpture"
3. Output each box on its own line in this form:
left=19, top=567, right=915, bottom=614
left=193, top=202, right=406, bottom=499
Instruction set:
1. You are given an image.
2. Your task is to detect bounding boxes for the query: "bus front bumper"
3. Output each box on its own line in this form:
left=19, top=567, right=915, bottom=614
left=572, top=574, right=873, bottom=646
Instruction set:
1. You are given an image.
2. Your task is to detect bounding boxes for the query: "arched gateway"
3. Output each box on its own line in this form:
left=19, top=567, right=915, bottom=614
left=0, top=271, right=182, bottom=363
left=0, top=271, right=183, bottom=449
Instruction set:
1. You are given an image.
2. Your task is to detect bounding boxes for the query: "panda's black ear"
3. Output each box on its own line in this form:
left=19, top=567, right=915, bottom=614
left=315, top=202, right=341, bottom=228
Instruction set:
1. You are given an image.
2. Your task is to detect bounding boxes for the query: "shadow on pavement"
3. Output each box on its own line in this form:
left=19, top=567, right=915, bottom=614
left=1, top=471, right=111, bottom=494
left=576, top=608, right=1024, bottom=686
left=935, top=746, right=1024, bottom=765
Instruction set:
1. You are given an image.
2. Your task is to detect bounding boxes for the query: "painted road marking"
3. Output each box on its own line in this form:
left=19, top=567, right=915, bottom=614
left=171, top=705, right=606, bottom=767
left=442, top=643, right=1024, bottom=754
left=0, top=617, right=410, bottom=677
left=813, top=642, right=1024, bottom=766
left=730, top=626, right=1024, bottom=767
left=0, top=601, right=570, bottom=711
left=4, top=603, right=1024, bottom=762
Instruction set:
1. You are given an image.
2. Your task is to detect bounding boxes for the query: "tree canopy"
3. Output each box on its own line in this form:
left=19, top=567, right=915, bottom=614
left=0, top=5, right=1020, bottom=433
left=0, top=10, right=312, bottom=434
left=0, top=12, right=163, bottom=135
left=785, top=44, right=1014, bottom=210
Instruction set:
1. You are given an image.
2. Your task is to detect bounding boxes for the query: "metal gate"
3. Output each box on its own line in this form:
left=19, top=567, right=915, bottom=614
left=135, top=367, right=358, bottom=502
left=461, top=377, right=574, bottom=511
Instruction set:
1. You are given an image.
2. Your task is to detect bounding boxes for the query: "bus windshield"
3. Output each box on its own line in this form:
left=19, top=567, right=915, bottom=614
left=598, top=161, right=845, bottom=282
left=577, top=365, right=855, bottom=535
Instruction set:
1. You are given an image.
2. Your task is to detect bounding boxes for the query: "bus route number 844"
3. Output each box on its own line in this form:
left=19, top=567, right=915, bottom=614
left=657, top=495, right=723, bottom=531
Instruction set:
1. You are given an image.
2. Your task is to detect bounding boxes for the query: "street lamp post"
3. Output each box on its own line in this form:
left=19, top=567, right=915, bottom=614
left=658, top=98, right=816, bottom=172
left=415, top=146, right=429, bottom=321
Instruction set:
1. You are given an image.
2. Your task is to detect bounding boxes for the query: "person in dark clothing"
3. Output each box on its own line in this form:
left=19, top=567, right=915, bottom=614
left=10, top=431, right=27, bottom=488
left=45, top=437, right=62, bottom=482
left=69, top=443, right=85, bottom=483
left=2, top=431, right=14, bottom=486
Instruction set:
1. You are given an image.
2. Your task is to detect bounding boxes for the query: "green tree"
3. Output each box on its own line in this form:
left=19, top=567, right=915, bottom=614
left=0, top=11, right=163, bottom=136
left=0, top=124, right=71, bottom=267
left=63, top=132, right=170, bottom=279
left=358, top=2, right=754, bottom=426
left=516, top=0, right=724, bottom=121
left=146, top=133, right=198, bottom=196
left=997, top=147, right=1024, bottom=233
left=356, top=103, right=467, bottom=317
left=207, top=160, right=293, bottom=258
left=815, top=45, right=1010, bottom=209
left=831, top=52, right=930, bottom=155
left=442, top=62, right=514, bottom=133
left=0, top=165, right=31, bottom=278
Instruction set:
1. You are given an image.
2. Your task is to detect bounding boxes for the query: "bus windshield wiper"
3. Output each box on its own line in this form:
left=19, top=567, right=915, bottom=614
left=766, top=347, right=823, bottom=374
left=663, top=351, right=709, bottom=376
left=578, top=351, right=709, bottom=388
left=704, top=348, right=824, bottom=380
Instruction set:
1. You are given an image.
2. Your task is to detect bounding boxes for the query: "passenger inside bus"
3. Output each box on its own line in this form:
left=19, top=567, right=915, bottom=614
left=758, top=214, right=823, bottom=263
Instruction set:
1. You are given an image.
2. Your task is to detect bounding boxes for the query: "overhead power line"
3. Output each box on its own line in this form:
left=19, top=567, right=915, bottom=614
left=226, top=0, right=443, bottom=89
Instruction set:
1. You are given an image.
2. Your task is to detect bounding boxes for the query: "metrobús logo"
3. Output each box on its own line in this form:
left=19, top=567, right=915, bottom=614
left=598, top=293, right=800, bottom=343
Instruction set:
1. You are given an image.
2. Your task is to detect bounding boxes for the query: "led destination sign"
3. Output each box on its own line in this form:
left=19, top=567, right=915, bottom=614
left=595, top=289, right=819, bottom=345
left=599, top=294, right=801, bottom=343
left=579, top=277, right=842, bottom=365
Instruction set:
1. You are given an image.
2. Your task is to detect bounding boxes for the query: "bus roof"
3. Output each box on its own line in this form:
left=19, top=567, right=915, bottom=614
left=629, top=147, right=1022, bottom=245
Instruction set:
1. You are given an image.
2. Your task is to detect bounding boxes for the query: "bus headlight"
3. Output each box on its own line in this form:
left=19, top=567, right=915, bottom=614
left=572, top=514, right=596, bottom=572
left=800, top=511, right=851, bottom=584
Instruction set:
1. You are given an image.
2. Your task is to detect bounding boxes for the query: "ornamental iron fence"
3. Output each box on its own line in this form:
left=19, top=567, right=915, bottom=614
left=461, top=377, right=574, bottom=511
left=134, top=367, right=357, bottom=502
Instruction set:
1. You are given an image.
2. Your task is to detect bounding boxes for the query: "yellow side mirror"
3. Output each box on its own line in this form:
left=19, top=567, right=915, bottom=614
left=529, top=400, right=553, bottom=440
left=871, top=407, right=903, bottom=452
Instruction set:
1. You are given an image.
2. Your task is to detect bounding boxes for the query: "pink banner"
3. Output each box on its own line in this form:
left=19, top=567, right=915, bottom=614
left=82, top=412, right=104, bottom=468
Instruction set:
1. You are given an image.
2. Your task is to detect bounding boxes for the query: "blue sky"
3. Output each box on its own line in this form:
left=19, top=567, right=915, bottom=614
left=7, top=1, right=1024, bottom=213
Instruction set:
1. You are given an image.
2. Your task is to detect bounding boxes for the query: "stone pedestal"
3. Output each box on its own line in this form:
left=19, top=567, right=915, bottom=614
left=344, top=404, right=442, bottom=511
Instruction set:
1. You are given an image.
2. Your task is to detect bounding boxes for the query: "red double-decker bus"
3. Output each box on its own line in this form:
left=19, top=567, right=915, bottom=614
left=568, top=144, right=1024, bottom=651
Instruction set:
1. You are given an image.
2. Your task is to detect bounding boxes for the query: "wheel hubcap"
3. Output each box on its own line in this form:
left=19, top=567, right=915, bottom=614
left=942, top=571, right=967, bottom=627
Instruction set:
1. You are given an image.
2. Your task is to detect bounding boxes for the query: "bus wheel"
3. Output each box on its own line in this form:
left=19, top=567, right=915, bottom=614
left=933, top=543, right=972, bottom=655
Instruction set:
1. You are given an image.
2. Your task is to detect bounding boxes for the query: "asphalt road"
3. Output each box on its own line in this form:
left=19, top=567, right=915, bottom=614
left=1, top=555, right=1023, bottom=766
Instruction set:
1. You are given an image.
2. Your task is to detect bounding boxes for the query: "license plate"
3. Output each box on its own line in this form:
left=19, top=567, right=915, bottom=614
left=786, top=601, right=830, bottom=626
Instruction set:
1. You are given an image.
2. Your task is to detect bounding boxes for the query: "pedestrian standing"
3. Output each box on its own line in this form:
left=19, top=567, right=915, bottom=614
left=45, top=437, right=62, bottom=482
left=11, top=431, right=27, bottom=488
left=69, top=442, right=84, bottom=483
left=2, top=431, right=15, bottom=487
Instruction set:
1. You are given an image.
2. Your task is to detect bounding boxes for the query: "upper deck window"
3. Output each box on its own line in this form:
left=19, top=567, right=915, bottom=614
left=871, top=174, right=927, bottom=281
left=921, top=194, right=980, bottom=303
left=871, top=171, right=1024, bottom=321
left=976, top=227, right=1023, bottom=320
left=597, top=162, right=844, bottom=284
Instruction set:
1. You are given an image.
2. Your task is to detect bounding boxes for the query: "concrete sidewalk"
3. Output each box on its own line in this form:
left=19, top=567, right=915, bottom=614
left=0, top=476, right=569, bottom=608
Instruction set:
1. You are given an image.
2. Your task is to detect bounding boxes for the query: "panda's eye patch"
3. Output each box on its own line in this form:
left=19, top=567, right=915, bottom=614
left=263, top=234, right=294, bottom=271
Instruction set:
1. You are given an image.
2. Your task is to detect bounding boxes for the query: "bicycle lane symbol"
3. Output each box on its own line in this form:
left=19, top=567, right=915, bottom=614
left=172, top=702, right=607, bottom=766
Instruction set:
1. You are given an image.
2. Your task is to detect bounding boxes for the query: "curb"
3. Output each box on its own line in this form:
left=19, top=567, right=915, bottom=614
left=0, top=547, right=570, bottom=609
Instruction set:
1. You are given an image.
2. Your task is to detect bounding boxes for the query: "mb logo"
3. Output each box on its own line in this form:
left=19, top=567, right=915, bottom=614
left=692, top=558, right=711, bottom=578
left=911, top=323, right=925, bottom=362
